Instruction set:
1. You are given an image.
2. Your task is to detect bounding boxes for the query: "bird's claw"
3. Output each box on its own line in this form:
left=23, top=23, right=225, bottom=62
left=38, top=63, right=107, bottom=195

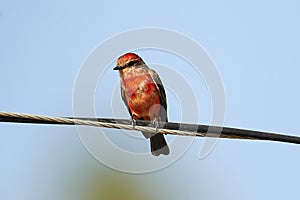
left=130, top=118, right=137, bottom=129
left=153, top=118, right=160, bottom=133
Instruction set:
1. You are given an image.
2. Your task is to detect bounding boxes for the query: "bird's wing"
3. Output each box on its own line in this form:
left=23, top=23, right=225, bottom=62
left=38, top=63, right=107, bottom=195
left=120, top=81, right=132, bottom=116
left=148, top=69, right=168, bottom=122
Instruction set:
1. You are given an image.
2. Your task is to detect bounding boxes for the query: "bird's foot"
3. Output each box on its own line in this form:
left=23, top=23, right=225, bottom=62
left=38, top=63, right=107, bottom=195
left=152, top=118, right=160, bottom=133
left=130, top=118, right=137, bottom=129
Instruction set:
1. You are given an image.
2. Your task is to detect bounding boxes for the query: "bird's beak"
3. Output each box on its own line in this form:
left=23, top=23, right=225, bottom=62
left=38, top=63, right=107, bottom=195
left=113, top=65, right=122, bottom=70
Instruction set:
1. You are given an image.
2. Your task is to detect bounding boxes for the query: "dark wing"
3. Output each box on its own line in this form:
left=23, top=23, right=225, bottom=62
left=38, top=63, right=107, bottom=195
left=120, top=81, right=132, bottom=116
left=148, top=69, right=168, bottom=122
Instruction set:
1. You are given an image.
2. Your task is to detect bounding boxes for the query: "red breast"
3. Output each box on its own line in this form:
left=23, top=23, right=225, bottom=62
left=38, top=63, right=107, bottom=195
left=121, top=69, right=161, bottom=121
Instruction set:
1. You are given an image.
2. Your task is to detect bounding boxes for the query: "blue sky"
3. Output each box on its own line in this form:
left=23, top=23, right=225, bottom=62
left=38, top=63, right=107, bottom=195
left=1, top=0, right=300, bottom=199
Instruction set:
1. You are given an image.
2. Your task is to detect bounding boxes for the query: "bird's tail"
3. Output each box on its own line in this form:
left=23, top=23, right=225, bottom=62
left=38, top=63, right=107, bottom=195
left=142, top=131, right=169, bottom=156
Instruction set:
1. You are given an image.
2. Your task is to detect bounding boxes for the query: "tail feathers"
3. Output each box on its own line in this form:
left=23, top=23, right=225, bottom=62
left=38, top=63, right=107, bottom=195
left=150, top=133, right=169, bottom=156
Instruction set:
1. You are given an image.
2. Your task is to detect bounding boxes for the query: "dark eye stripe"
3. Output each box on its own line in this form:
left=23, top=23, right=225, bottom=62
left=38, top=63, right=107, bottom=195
left=124, top=60, right=137, bottom=67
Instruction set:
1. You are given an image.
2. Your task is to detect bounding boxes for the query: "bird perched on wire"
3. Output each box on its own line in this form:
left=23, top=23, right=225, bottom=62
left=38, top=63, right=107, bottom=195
left=113, top=52, right=170, bottom=156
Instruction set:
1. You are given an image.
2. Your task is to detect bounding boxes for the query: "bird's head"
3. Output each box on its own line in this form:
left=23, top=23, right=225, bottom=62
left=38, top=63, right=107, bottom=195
left=113, top=53, right=145, bottom=71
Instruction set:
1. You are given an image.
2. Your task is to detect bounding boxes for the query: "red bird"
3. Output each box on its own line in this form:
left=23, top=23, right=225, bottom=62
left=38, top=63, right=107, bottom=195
left=114, top=53, right=170, bottom=156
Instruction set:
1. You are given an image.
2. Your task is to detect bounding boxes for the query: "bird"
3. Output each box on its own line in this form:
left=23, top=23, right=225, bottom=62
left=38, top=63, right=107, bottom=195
left=113, top=52, right=170, bottom=156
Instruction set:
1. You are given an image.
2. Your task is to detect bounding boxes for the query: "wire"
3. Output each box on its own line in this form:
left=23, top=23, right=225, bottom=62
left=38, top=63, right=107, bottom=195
left=0, top=111, right=300, bottom=145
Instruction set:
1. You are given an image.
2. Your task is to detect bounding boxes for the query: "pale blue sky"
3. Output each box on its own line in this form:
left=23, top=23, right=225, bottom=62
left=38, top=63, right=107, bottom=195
left=1, top=0, right=300, bottom=200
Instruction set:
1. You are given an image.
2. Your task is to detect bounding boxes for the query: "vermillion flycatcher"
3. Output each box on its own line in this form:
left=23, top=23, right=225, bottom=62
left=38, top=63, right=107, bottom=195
left=113, top=53, right=170, bottom=156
